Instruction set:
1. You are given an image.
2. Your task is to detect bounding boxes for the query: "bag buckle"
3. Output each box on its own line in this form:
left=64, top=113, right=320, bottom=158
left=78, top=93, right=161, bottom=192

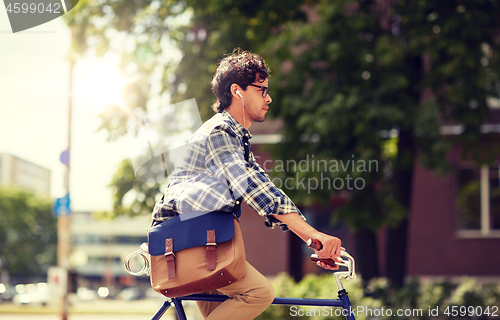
left=206, top=242, right=217, bottom=247
left=164, top=251, right=175, bottom=259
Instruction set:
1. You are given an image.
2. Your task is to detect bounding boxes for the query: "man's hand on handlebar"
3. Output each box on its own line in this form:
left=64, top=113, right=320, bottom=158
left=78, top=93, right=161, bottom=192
left=273, top=213, right=345, bottom=271
left=310, top=234, right=343, bottom=270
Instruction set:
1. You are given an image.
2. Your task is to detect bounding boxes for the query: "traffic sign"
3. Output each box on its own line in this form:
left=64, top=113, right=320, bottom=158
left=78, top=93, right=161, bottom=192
left=60, top=149, right=70, bottom=167
left=53, top=193, right=71, bottom=217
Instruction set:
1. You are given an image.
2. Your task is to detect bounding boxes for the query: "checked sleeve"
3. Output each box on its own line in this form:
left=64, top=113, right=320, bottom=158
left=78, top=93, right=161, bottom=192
left=205, top=125, right=304, bottom=230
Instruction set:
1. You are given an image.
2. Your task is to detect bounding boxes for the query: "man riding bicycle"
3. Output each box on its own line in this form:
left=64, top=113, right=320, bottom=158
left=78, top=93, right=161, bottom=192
left=152, top=49, right=343, bottom=320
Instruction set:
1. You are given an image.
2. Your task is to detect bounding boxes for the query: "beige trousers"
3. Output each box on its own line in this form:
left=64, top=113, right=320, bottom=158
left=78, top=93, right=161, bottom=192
left=196, top=261, right=275, bottom=320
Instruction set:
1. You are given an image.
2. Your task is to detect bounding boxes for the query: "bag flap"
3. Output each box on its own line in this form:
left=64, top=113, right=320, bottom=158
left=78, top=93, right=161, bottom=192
left=148, top=211, right=235, bottom=256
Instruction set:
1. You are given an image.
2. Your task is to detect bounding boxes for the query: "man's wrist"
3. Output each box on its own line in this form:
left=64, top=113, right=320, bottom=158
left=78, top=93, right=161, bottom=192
left=275, top=212, right=321, bottom=242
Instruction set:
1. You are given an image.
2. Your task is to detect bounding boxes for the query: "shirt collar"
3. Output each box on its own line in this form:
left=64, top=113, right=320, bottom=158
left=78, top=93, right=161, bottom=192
left=222, top=110, right=252, bottom=140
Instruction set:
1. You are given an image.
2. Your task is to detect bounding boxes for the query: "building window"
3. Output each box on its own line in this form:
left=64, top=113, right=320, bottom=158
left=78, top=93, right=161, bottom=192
left=457, top=165, right=500, bottom=237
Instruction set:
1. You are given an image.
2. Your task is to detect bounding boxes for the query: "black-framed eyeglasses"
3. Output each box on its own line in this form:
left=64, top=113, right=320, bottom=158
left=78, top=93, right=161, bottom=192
left=247, top=84, right=271, bottom=98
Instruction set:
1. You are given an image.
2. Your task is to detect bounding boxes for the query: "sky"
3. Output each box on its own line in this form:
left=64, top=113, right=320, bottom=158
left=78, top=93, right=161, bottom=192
left=0, top=11, right=132, bottom=212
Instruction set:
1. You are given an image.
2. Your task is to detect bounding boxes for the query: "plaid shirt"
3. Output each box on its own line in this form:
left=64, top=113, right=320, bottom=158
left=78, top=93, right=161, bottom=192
left=152, top=110, right=304, bottom=230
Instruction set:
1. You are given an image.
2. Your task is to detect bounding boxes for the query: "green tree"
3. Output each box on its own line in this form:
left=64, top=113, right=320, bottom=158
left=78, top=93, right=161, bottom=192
left=107, top=159, right=162, bottom=216
left=0, top=187, right=57, bottom=276
left=63, top=0, right=309, bottom=217
left=64, top=0, right=500, bottom=287
left=261, top=0, right=500, bottom=286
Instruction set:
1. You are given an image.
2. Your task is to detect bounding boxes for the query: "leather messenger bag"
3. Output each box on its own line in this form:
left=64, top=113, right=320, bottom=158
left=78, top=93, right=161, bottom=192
left=147, top=211, right=246, bottom=298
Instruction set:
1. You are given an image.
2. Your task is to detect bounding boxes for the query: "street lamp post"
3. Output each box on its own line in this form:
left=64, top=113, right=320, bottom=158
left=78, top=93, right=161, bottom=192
left=57, top=43, right=75, bottom=320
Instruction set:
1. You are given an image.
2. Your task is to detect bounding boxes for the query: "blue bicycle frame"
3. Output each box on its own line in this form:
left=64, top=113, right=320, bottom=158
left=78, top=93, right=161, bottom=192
left=147, top=251, right=357, bottom=320
left=151, top=290, right=354, bottom=320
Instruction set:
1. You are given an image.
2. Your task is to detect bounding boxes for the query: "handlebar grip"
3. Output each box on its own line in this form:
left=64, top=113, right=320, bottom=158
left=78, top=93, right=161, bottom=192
left=306, top=238, right=323, bottom=250
left=308, top=239, right=341, bottom=267
left=310, top=254, right=336, bottom=267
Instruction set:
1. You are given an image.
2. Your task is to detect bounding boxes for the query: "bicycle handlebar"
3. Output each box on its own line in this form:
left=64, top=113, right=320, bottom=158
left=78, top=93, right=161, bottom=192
left=306, top=238, right=323, bottom=250
left=307, top=238, right=340, bottom=267
left=307, top=239, right=357, bottom=290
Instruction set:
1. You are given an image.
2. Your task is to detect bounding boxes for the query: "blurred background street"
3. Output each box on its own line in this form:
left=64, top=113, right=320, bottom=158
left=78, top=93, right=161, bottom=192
left=1, top=1, right=500, bottom=320
left=0, top=298, right=203, bottom=320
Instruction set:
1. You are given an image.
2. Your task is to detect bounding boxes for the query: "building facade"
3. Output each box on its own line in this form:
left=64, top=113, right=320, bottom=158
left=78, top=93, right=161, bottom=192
left=69, top=212, right=150, bottom=289
left=244, top=113, right=500, bottom=280
left=0, top=153, right=51, bottom=196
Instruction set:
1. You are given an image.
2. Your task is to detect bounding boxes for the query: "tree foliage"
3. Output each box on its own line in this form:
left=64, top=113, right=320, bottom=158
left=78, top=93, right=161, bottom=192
left=0, top=187, right=57, bottom=277
left=262, top=0, right=500, bottom=227
left=106, top=159, right=162, bottom=216
left=64, top=0, right=500, bottom=283
left=258, top=0, right=500, bottom=284
left=64, top=0, right=310, bottom=217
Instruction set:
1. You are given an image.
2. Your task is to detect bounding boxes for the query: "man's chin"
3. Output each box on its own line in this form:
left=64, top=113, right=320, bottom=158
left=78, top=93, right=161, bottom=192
left=257, top=112, right=267, bottom=122
left=250, top=113, right=266, bottom=124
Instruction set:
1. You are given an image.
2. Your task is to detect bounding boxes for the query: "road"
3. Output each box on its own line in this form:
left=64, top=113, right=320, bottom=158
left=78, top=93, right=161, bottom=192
left=0, top=299, right=204, bottom=320
left=0, top=315, right=172, bottom=320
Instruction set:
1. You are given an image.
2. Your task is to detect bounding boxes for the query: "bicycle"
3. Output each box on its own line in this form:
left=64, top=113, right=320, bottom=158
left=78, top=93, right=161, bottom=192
left=125, top=239, right=357, bottom=320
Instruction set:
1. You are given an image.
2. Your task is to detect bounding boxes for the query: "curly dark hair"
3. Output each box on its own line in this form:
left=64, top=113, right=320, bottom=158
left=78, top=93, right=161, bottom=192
left=211, top=49, right=270, bottom=113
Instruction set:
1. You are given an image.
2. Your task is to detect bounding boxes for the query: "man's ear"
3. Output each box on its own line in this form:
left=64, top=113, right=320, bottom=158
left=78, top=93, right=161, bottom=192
left=230, top=83, right=242, bottom=99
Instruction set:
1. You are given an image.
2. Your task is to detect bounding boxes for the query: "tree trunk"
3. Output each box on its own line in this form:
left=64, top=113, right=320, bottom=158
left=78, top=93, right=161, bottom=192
left=289, top=232, right=303, bottom=282
left=386, top=128, right=415, bottom=287
left=385, top=218, right=408, bottom=287
left=354, top=228, right=379, bottom=282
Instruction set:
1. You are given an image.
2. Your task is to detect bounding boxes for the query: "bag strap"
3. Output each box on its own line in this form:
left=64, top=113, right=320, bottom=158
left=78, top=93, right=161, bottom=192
left=230, top=134, right=250, bottom=220
left=154, top=134, right=250, bottom=223
left=206, top=230, right=216, bottom=271
left=164, top=238, right=176, bottom=279
left=205, top=135, right=248, bottom=270
left=242, top=135, right=250, bottom=163
left=157, top=136, right=249, bottom=277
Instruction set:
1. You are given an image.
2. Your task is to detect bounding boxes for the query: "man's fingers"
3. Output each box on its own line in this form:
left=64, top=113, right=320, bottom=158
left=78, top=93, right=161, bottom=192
left=313, top=236, right=343, bottom=268
left=316, top=261, right=339, bottom=270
